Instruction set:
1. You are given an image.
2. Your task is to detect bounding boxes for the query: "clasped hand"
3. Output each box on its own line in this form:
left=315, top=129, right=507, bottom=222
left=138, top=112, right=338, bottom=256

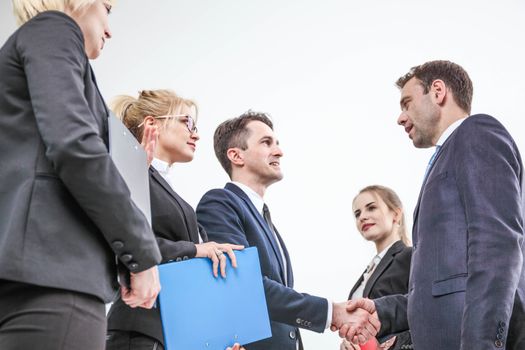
left=330, top=298, right=380, bottom=345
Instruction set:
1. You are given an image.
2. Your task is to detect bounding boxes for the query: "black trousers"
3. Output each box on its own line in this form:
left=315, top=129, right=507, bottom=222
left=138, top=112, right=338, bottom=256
left=106, top=330, right=164, bottom=350
left=0, top=280, right=106, bottom=350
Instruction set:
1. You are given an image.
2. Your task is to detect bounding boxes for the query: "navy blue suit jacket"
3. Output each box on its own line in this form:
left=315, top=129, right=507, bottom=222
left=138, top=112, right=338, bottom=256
left=197, top=183, right=328, bottom=350
left=375, top=115, right=525, bottom=349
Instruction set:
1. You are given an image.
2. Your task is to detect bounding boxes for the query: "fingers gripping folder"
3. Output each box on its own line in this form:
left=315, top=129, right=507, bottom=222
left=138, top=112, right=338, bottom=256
left=158, top=247, right=272, bottom=349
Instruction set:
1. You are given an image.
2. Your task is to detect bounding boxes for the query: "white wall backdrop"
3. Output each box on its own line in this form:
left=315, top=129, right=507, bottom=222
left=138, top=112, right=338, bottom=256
left=2, top=0, right=524, bottom=348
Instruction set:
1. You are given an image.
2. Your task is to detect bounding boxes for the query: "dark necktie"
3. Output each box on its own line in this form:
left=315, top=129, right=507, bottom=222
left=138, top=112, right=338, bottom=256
left=262, top=204, right=288, bottom=285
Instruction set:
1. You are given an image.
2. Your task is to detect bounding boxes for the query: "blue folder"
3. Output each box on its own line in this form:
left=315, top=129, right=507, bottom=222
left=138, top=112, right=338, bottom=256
left=158, top=247, right=272, bottom=349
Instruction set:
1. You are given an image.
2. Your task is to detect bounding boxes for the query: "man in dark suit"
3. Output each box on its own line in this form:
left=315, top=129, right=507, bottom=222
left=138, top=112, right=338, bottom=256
left=348, top=60, right=525, bottom=349
left=197, top=111, right=380, bottom=349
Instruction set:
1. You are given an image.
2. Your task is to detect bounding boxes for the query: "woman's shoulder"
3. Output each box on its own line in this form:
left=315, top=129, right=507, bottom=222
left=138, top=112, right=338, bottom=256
left=17, top=11, right=83, bottom=50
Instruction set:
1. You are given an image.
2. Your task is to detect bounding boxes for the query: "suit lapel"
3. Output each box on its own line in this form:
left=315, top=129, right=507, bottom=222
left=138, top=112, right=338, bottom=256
left=363, top=241, right=404, bottom=297
left=412, top=139, right=451, bottom=240
left=225, top=183, right=287, bottom=281
left=273, top=226, right=294, bottom=287
left=150, top=167, right=200, bottom=243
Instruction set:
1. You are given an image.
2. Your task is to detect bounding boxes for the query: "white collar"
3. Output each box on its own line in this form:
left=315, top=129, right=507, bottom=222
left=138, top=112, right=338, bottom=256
left=230, top=181, right=265, bottom=214
left=151, top=157, right=175, bottom=188
left=377, top=240, right=398, bottom=260
left=436, top=117, right=466, bottom=147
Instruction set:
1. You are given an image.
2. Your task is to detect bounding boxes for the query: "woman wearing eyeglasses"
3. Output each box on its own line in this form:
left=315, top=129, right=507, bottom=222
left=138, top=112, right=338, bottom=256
left=105, top=89, right=244, bottom=350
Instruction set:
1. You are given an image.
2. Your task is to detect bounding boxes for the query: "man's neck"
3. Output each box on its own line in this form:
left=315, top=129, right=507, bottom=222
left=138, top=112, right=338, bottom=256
left=433, top=108, right=469, bottom=145
left=231, top=174, right=268, bottom=198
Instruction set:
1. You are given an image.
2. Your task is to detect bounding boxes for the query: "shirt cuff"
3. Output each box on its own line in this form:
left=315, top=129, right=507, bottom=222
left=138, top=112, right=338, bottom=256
left=325, top=299, right=333, bottom=329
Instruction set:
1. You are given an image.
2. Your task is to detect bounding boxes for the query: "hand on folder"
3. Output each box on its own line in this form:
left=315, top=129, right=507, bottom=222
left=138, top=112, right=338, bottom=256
left=121, top=265, right=160, bottom=309
left=226, top=343, right=245, bottom=350
left=195, top=241, right=244, bottom=278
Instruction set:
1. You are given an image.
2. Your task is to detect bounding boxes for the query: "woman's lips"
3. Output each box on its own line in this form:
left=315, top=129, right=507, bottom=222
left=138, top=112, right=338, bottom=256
left=362, top=223, right=375, bottom=232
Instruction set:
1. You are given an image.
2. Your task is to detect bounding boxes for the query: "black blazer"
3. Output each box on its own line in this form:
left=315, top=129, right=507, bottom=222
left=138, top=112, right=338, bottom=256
left=107, top=167, right=207, bottom=344
left=0, top=11, right=160, bottom=302
left=349, top=240, right=412, bottom=300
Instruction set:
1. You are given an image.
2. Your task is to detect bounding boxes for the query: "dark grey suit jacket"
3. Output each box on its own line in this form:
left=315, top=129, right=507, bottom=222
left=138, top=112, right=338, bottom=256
left=197, top=183, right=328, bottom=350
left=0, top=11, right=161, bottom=303
left=375, top=115, right=525, bottom=349
left=108, top=167, right=207, bottom=345
left=348, top=241, right=412, bottom=300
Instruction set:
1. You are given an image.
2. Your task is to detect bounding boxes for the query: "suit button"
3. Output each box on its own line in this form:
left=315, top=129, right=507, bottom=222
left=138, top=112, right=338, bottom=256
left=495, top=340, right=503, bottom=348
left=183, top=256, right=189, bottom=260
left=496, top=333, right=503, bottom=340
left=498, top=327, right=505, bottom=334
left=307, top=321, right=312, bottom=327
left=112, top=240, right=124, bottom=250
left=499, top=321, right=506, bottom=328
left=296, top=318, right=301, bottom=325
left=289, top=331, right=296, bottom=339
left=176, top=257, right=182, bottom=262
left=121, top=254, right=133, bottom=263
left=128, top=262, right=139, bottom=271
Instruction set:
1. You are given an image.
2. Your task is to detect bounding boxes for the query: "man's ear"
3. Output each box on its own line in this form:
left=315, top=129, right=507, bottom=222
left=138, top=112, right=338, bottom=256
left=227, top=148, right=244, bottom=166
left=431, top=79, right=447, bottom=105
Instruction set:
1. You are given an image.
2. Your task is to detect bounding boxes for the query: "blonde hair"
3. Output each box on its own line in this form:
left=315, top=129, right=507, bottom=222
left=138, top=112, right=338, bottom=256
left=12, top=0, right=116, bottom=26
left=111, top=89, right=197, bottom=142
left=354, top=185, right=411, bottom=246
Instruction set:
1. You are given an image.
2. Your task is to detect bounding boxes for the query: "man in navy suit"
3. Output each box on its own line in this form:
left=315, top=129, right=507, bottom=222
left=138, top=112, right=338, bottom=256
left=197, top=111, right=379, bottom=349
left=348, top=60, right=525, bottom=349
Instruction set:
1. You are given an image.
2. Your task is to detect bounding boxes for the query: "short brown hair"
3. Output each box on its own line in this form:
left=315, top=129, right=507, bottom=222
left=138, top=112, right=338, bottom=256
left=213, top=110, right=273, bottom=178
left=354, top=185, right=411, bottom=246
left=396, top=60, right=473, bottom=114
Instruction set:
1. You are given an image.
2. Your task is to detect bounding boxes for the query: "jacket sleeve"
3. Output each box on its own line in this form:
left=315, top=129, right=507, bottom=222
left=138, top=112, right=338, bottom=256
left=197, top=189, right=328, bottom=333
left=17, top=13, right=160, bottom=272
left=374, top=294, right=410, bottom=337
left=455, top=116, right=523, bottom=348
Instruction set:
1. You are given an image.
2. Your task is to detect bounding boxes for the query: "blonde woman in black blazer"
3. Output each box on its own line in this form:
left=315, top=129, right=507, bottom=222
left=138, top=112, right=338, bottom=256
left=106, top=90, right=244, bottom=350
left=343, top=185, right=412, bottom=350
left=0, top=2, right=161, bottom=349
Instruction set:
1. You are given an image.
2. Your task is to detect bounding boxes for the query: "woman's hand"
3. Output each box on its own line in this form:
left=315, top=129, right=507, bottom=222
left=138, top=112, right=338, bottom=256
left=140, top=119, right=158, bottom=166
left=195, top=241, right=244, bottom=278
left=340, top=339, right=360, bottom=350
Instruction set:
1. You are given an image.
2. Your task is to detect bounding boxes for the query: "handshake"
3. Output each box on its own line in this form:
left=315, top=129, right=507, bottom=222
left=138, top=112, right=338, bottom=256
left=330, top=298, right=380, bottom=345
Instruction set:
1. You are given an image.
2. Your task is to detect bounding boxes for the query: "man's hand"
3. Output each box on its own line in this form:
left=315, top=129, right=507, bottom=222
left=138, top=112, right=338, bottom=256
left=331, top=298, right=381, bottom=344
left=331, top=300, right=381, bottom=344
left=121, top=265, right=160, bottom=309
left=226, top=343, right=245, bottom=350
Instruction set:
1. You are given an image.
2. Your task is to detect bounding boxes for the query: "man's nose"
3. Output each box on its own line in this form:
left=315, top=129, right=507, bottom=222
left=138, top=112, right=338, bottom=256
left=397, top=112, right=407, bottom=126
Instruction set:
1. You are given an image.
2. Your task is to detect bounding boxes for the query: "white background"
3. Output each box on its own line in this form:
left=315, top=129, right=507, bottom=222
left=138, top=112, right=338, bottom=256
left=2, top=1, right=524, bottom=348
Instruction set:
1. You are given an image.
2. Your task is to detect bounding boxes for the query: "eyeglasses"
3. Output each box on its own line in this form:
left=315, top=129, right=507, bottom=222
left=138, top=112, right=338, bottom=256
left=138, top=114, right=198, bottom=133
